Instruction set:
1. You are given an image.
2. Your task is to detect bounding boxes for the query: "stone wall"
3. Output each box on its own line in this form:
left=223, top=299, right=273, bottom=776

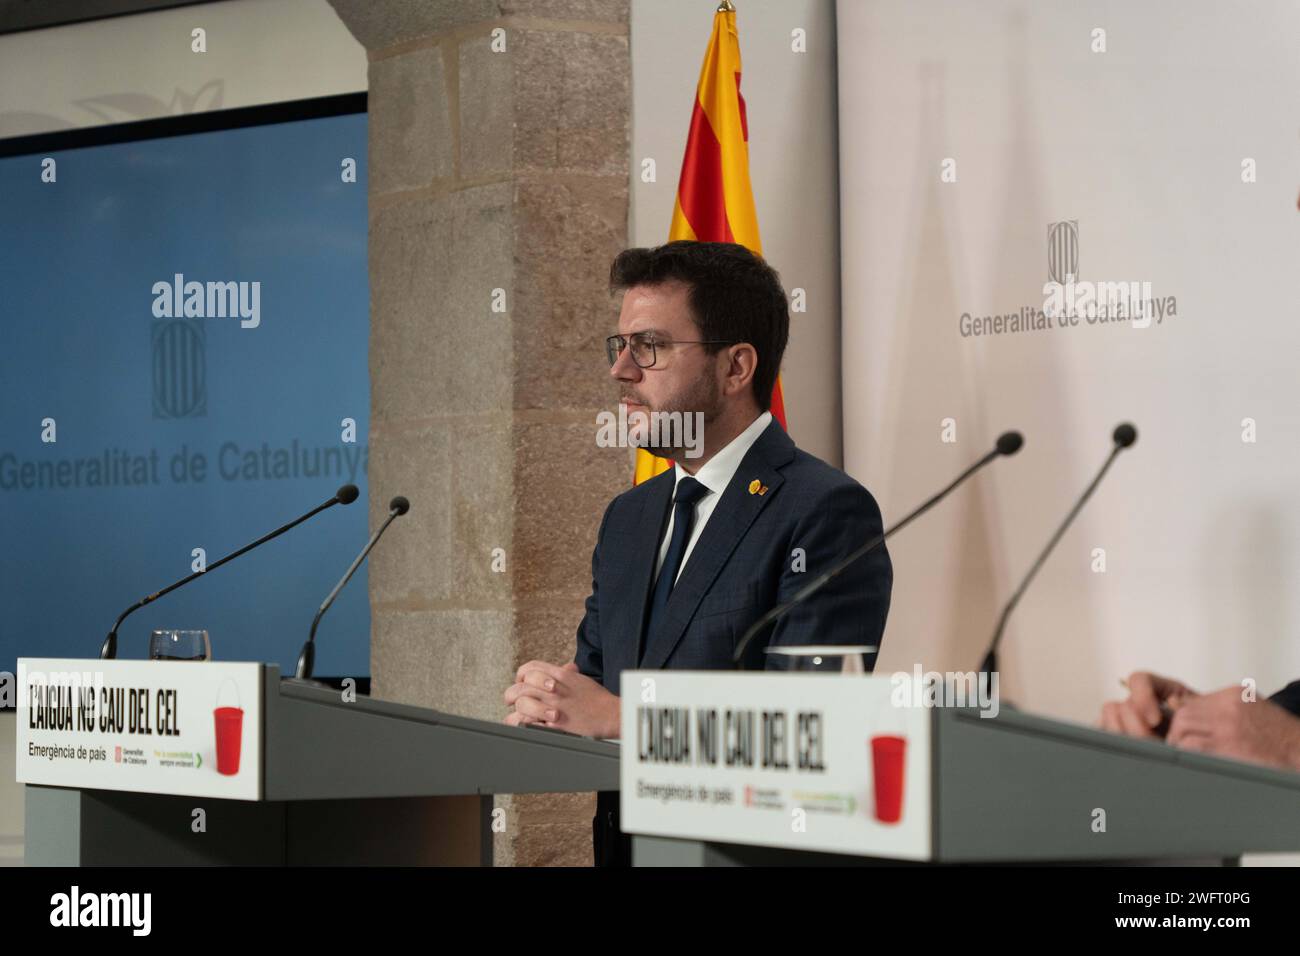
left=328, top=0, right=632, bottom=866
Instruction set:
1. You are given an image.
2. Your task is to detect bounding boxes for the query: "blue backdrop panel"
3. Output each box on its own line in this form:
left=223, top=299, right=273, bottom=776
left=0, top=110, right=371, bottom=676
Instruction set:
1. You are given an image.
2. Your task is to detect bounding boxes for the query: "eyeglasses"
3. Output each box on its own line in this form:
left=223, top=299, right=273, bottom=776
left=605, top=331, right=736, bottom=369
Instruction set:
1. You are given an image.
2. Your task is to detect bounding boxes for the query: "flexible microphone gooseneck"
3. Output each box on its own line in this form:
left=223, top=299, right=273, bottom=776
left=295, top=495, right=410, bottom=681
left=731, top=432, right=1025, bottom=670
left=978, top=424, right=1137, bottom=677
left=99, top=484, right=359, bottom=660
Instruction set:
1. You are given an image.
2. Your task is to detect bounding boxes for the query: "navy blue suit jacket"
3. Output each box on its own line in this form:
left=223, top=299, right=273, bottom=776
left=575, top=418, right=893, bottom=693
left=1270, top=681, right=1300, bottom=717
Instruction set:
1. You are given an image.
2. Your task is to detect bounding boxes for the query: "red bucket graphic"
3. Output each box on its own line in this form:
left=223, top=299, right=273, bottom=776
left=213, top=676, right=244, bottom=775
left=214, top=706, right=243, bottom=775
left=870, top=734, right=907, bottom=823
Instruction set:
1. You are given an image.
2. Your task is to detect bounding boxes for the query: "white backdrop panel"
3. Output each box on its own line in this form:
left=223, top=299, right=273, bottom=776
left=837, top=0, right=1300, bottom=724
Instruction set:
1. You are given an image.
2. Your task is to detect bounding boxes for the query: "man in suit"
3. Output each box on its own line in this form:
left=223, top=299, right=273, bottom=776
left=1100, top=671, right=1300, bottom=771
left=501, top=240, right=892, bottom=865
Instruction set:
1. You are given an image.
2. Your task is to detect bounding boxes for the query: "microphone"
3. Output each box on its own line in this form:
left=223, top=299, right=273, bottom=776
left=978, top=423, right=1137, bottom=676
left=99, top=484, right=360, bottom=660
left=732, top=431, right=1025, bottom=669
left=294, top=494, right=410, bottom=681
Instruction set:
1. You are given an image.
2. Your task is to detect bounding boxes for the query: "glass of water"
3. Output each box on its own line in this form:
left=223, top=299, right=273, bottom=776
left=149, top=629, right=211, bottom=661
left=764, top=645, right=877, bottom=673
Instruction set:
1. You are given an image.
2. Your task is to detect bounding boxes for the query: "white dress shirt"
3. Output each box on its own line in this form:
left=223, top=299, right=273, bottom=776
left=653, top=410, right=773, bottom=587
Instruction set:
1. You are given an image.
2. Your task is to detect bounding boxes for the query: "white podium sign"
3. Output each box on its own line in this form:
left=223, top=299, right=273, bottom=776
left=16, top=658, right=263, bottom=800
left=619, top=672, right=931, bottom=860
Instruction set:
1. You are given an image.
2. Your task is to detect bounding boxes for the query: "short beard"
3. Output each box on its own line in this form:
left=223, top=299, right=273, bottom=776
left=636, top=373, right=721, bottom=459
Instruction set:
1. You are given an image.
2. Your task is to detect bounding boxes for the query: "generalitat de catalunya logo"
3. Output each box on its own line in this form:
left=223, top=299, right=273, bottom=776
left=958, top=219, right=1178, bottom=337
left=152, top=319, right=206, bottom=419
left=1047, top=219, right=1079, bottom=284
left=149, top=274, right=261, bottom=419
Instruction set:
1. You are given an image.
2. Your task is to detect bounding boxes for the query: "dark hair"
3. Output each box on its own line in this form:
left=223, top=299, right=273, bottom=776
left=609, top=241, right=789, bottom=412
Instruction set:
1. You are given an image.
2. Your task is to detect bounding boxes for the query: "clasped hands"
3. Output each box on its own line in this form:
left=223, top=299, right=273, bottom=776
left=1100, top=671, right=1300, bottom=772
left=502, top=660, right=621, bottom=739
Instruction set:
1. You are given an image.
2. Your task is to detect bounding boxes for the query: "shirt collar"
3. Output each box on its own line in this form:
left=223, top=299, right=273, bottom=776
left=673, top=410, right=773, bottom=497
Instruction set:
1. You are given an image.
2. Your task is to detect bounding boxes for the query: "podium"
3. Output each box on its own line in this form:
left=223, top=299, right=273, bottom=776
left=20, top=661, right=617, bottom=866
left=619, top=671, right=1300, bottom=866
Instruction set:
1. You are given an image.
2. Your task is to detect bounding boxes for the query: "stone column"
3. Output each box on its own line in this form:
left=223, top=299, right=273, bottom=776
left=326, top=0, right=631, bottom=866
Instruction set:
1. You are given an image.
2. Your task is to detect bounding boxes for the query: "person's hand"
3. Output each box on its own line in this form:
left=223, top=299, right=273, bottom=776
left=502, top=660, right=621, bottom=739
left=1099, top=670, right=1197, bottom=738
left=1166, top=687, right=1300, bottom=771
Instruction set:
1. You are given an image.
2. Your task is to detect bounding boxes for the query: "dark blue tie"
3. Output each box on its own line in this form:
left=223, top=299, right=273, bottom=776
left=641, top=476, right=709, bottom=662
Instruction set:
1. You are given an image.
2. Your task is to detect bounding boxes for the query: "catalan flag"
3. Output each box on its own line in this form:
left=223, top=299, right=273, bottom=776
left=634, top=0, right=787, bottom=485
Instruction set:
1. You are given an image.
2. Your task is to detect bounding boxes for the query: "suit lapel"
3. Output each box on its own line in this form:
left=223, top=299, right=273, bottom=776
left=606, top=470, right=673, bottom=681
left=639, top=420, right=795, bottom=671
